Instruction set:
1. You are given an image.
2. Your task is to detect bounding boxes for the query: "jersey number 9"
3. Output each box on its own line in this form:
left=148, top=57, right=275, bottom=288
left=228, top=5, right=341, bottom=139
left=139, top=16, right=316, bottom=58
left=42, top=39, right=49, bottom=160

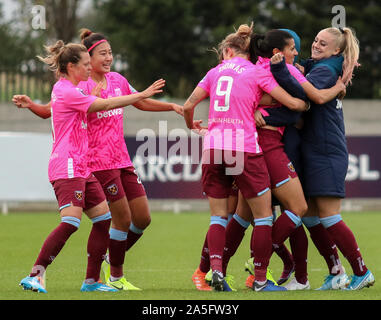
left=214, top=76, right=233, bottom=112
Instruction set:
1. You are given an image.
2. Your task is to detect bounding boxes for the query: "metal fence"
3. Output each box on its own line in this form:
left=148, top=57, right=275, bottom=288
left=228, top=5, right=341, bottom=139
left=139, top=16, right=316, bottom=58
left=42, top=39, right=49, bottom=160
left=0, top=67, right=52, bottom=102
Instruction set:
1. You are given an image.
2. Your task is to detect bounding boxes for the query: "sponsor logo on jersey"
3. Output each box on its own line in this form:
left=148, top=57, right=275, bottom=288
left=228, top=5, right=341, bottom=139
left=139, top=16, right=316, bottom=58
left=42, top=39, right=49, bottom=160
left=97, top=108, right=123, bottom=119
left=336, top=99, right=343, bottom=109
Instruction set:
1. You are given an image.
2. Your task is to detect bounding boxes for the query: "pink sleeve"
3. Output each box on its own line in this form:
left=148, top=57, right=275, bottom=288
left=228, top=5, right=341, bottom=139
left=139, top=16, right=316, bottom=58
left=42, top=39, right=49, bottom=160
left=114, top=73, right=133, bottom=95
left=255, top=66, right=279, bottom=94
left=197, top=72, right=211, bottom=93
left=287, top=64, right=308, bottom=84
left=123, top=78, right=133, bottom=95
left=64, top=87, right=97, bottom=113
left=77, top=81, right=90, bottom=94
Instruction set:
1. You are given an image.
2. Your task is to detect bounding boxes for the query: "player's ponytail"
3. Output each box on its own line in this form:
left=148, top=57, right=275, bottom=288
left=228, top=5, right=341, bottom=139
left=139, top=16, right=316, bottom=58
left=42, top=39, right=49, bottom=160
left=250, top=34, right=267, bottom=62
left=236, top=23, right=253, bottom=47
left=37, top=40, right=87, bottom=77
left=214, top=22, right=254, bottom=62
left=79, top=28, right=108, bottom=55
left=341, top=27, right=360, bottom=85
left=325, top=27, right=360, bottom=85
left=79, top=28, right=93, bottom=41
left=250, top=29, right=294, bottom=63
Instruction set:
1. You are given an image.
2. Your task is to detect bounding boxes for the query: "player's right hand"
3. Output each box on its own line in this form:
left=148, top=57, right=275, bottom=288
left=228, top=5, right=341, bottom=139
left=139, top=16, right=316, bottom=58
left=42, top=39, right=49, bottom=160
left=294, top=63, right=305, bottom=74
left=12, top=95, right=33, bottom=108
left=91, top=81, right=103, bottom=97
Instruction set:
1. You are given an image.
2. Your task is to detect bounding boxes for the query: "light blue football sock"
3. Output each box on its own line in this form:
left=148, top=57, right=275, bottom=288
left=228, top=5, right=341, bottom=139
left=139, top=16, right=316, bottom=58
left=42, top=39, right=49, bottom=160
left=129, top=222, right=144, bottom=234
left=210, top=216, right=228, bottom=228
left=61, top=216, right=81, bottom=228
left=302, top=216, right=321, bottom=228
left=320, top=214, right=342, bottom=228
left=284, top=209, right=302, bottom=227
left=91, top=211, right=111, bottom=224
left=254, top=216, right=273, bottom=226
left=109, top=228, right=127, bottom=241
left=232, top=213, right=250, bottom=229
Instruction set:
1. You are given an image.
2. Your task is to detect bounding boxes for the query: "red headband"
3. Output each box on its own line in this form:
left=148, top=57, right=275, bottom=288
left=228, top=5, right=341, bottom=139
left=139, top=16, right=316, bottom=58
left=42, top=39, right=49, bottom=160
left=87, top=39, right=107, bottom=52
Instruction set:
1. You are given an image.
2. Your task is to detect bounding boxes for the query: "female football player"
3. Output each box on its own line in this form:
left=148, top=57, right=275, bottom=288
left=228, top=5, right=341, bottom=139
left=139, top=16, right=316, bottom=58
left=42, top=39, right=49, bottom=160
left=18, top=40, right=164, bottom=293
left=14, top=29, right=183, bottom=291
left=184, top=23, right=307, bottom=292
left=265, top=26, right=374, bottom=290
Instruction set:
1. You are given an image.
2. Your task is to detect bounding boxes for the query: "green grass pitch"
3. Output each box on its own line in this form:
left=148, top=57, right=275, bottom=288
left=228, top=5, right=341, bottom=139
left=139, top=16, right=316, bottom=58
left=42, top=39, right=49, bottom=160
left=0, top=211, right=379, bottom=301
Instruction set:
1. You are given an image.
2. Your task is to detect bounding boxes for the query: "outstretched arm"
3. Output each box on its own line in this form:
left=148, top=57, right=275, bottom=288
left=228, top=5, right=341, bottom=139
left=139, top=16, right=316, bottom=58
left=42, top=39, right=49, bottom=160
left=12, top=95, right=51, bottom=119
left=301, top=78, right=345, bottom=104
left=270, top=54, right=307, bottom=101
left=133, top=98, right=183, bottom=116
left=271, top=53, right=345, bottom=104
left=88, top=79, right=165, bottom=113
left=259, top=107, right=303, bottom=127
left=267, top=86, right=308, bottom=112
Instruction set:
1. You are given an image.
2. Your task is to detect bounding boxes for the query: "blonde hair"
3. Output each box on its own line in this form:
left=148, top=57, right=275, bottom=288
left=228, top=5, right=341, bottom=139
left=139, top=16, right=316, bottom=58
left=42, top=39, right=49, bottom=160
left=324, top=27, right=360, bottom=85
left=215, top=23, right=254, bottom=62
left=37, top=40, right=88, bottom=78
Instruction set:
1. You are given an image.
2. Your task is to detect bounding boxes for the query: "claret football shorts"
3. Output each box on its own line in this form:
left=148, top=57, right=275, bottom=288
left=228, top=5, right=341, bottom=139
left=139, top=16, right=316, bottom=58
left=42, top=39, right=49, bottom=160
left=201, top=149, right=270, bottom=199
left=257, top=128, right=298, bottom=189
left=93, top=166, right=146, bottom=203
left=52, top=174, right=106, bottom=211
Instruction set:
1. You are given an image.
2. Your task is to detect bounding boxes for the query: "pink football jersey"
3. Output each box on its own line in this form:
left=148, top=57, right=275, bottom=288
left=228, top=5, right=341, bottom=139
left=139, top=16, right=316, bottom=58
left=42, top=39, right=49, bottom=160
left=48, top=78, right=97, bottom=182
left=78, top=72, right=136, bottom=172
left=197, top=56, right=278, bottom=153
left=256, top=56, right=307, bottom=134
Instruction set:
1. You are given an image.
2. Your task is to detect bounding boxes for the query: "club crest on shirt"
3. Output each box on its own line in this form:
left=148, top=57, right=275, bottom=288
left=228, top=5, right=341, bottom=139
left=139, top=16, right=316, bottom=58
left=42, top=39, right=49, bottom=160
left=75, top=87, right=87, bottom=96
left=107, top=184, right=118, bottom=195
left=287, top=162, right=295, bottom=172
left=114, top=88, right=122, bottom=96
left=74, top=190, right=83, bottom=201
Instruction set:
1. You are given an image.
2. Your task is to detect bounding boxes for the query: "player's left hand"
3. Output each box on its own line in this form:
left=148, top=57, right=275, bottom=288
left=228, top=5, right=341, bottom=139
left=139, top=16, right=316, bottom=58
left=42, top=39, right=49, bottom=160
left=336, top=77, right=346, bottom=100
left=255, top=110, right=266, bottom=127
left=193, top=119, right=207, bottom=130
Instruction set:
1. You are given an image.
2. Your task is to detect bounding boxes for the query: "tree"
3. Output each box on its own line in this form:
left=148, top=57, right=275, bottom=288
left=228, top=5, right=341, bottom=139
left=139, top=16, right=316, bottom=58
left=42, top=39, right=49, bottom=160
left=0, top=26, right=23, bottom=69
left=96, top=0, right=203, bottom=97
left=258, top=0, right=381, bottom=98
left=93, top=0, right=380, bottom=98
left=45, top=0, right=81, bottom=42
left=13, top=0, right=83, bottom=43
left=95, top=0, right=265, bottom=97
